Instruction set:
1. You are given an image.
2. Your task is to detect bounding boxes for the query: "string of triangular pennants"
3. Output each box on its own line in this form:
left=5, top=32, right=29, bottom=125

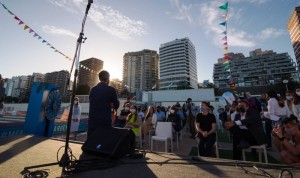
left=0, top=2, right=98, bottom=74
left=219, top=2, right=236, bottom=91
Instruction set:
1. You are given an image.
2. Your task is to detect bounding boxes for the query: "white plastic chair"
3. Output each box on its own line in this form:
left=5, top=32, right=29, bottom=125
left=151, top=122, right=173, bottom=152
left=242, top=144, right=268, bottom=163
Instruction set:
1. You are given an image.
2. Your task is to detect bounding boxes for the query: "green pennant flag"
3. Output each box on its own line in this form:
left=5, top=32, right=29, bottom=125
left=219, top=22, right=226, bottom=26
left=224, top=65, right=230, bottom=69
left=219, top=2, right=228, bottom=10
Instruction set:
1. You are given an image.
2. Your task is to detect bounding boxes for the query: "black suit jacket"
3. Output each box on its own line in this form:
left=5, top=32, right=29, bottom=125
left=239, top=108, right=267, bottom=145
left=89, top=82, right=119, bottom=128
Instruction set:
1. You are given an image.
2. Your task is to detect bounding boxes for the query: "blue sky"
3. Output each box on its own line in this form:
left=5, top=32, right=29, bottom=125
left=0, top=0, right=299, bottom=83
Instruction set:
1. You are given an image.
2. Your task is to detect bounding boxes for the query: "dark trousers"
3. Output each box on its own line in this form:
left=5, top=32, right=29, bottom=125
left=230, top=126, right=257, bottom=160
left=187, top=114, right=196, bottom=137
left=198, top=133, right=216, bottom=157
left=264, top=119, right=272, bottom=148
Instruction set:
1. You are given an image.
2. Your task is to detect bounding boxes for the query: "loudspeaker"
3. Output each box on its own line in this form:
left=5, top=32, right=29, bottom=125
left=82, top=127, right=134, bottom=159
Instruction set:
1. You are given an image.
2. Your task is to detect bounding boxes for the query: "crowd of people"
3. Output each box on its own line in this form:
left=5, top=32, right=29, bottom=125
left=85, top=70, right=300, bottom=164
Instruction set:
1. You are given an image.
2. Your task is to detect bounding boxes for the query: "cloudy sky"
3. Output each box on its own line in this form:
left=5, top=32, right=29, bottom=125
left=0, top=0, right=299, bottom=83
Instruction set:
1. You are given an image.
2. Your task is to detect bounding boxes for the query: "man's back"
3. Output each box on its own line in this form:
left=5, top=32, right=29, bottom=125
left=89, top=82, right=119, bottom=128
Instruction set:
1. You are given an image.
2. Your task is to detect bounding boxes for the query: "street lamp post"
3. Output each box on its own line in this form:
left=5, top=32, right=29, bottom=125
left=283, top=80, right=288, bottom=91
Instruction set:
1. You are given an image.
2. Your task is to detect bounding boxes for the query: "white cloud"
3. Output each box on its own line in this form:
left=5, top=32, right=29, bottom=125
left=199, top=1, right=256, bottom=48
left=89, top=4, right=147, bottom=40
left=42, top=25, right=77, bottom=38
left=48, top=0, right=147, bottom=40
left=168, top=0, right=193, bottom=23
left=258, top=28, right=285, bottom=40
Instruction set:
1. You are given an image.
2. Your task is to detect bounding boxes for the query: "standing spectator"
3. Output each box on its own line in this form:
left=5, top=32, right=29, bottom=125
left=185, top=98, right=198, bottom=138
left=285, top=90, right=298, bottom=118
left=196, top=101, right=217, bottom=157
left=272, top=115, right=300, bottom=164
left=141, top=106, right=155, bottom=142
left=137, top=105, right=145, bottom=122
left=167, top=106, right=182, bottom=133
left=259, top=93, right=268, bottom=112
left=70, top=97, right=81, bottom=140
left=88, top=70, right=120, bottom=137
left=264, top=90, right=290, bottom=150
left=155, top=106, right=166, bottom=122
left=293, top=86, right=300, bottom=121
left=125, top=105, right=142, bottom=135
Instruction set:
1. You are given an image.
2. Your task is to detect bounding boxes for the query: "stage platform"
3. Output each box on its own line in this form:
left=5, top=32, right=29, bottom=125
left=0, top=135, right=299, bottom=178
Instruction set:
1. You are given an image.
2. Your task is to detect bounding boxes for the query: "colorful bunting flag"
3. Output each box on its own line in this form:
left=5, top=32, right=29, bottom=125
left=219, top=2, right=228, bottom=10
left=222, top=31, right=227, bottom=35
left=24, top=25, right=29, bottom=30
left=14, top=16, right=20, bottom=21
left=0, top=2, right=97, bottom=74
left=219, top=21, right=226, bottom=26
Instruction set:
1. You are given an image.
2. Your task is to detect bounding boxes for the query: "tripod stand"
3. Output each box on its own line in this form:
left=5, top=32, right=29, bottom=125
left=22, top=0, right=93, bottom=177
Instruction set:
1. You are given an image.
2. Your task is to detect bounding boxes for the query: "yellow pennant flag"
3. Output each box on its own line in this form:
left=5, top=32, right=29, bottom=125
left=224, top=47, right=228, bottom=50
left=24, top=25, right=29, bottom=30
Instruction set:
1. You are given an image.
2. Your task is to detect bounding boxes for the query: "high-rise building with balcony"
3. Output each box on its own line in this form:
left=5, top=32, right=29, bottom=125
left=288, top=6, right=300, bottom=71
left=122, top=49, right=159, bottom=93
left=78, top=57, right=103, bottom=88
left=44, top=70, right=69, bottom=96
left=213, top=49, right=299, bottom=92
left=159, top=38, right=198, bottom=90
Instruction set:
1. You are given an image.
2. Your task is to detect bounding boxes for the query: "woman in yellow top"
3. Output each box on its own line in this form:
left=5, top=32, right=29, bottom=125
left=125, top=105, right=142, bottom=135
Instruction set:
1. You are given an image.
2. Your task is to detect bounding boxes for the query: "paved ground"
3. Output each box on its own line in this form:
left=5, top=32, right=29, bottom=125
left=54, top=127, right=282, bottom=163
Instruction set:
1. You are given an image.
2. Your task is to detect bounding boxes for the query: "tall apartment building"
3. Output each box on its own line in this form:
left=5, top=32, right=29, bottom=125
left=159, top=38, right=198, bottom=90
left=288, top=6, right=300, bottom=71
left=78, top=57, right=103, bottom=88
left=4, top=76, right=31, bottom=97
left=213, top=49, right=299, bottom=90
left=44, top=70, right=69, bottom=96
left=122, top=49, right=159, bottom=93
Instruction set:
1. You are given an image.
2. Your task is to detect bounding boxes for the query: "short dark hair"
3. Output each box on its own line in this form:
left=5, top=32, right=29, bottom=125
left=282, top=115, right=299, bottom=125
left=98, top=70, right=110, bottom=82
left=238, top=99, right=248, bottom=105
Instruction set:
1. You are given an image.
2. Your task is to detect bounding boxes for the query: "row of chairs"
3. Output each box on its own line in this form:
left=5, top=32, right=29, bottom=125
left=135, top=122, right=268, bottom=163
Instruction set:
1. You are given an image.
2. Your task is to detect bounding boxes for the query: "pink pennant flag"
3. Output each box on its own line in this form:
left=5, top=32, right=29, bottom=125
left=29, top=29, right=34, bottom=33
left=14, top=16, right=20, bottom=21
left=226, top=69, right=231, bottom=72
left=33, top=33, right=39, bottom=37
left=223, top=42, right=227, bottom=45
left=24, top=25, right=29, bottom=30
left=222, top=36, right=227, bottom=41
left=18, top=21, right=24, bottom=25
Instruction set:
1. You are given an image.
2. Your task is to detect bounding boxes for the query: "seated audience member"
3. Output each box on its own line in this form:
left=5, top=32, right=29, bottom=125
left=125, top=105, right=142, bottom=135
left=167, top=106, right=182, bottom=133
left=272, top=115, right=300, bottom=165
left=196, top=101, right=217, bottom=157
left=224, top=100, right=267, bottom=160
left=116, top=103, right=131, bottom=127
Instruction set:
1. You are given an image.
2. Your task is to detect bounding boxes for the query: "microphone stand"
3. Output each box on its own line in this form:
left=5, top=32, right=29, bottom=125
left=22, top=1, right=93, bottom=177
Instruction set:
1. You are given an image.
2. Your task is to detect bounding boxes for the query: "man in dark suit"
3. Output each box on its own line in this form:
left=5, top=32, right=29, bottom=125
left=88, top=70, right=120, bottom=136
left=224, top=100, right=267, bottom=160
